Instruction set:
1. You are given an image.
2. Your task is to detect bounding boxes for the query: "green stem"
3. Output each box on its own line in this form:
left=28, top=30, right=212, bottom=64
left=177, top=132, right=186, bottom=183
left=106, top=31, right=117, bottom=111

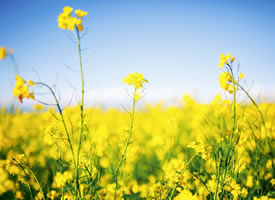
left=16, top=161, right=46, bottom=200
left=75, top=28, right=85, bottom=200
left=16, top=162, right=34, bottom=200
left=227, top=65, right=237, bottom=142
left=37, top=82, right=76, bottom=169
left=113, top=88, right=137, bottom=200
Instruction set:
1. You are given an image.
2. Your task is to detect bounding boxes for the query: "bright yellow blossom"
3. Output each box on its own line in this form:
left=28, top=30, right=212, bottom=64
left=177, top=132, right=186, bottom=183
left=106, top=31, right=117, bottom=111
left=13, top=75, right=35, bottom=103
left=218, top=71, right=238, bottom=94
left=123, top=72, right=148, bottom=89
left=58, top=6, right=87, bottom=31
left=219, top=53, right=234, bottom=68
left=0, top=46, right=7, bottom=60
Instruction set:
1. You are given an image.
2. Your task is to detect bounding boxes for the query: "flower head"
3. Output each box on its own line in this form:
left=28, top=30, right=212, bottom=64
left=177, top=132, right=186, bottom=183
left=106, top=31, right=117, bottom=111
left=58, top=6, right=87, bottom=32
left=0, top=46, right=7, bottom=60
left=219, top=53, right=235, bottom=68
left=13, top=75, right=35, bottom=103
left=123, top=72, right=148, bottom=89
left=218, top=72, right=236, bottom=94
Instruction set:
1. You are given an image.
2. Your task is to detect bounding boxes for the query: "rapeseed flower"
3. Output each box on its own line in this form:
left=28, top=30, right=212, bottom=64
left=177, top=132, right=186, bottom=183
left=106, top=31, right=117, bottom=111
left=0, top=46, right=7, bottom=60
left=13, top=75, right=35, bottom=103
left=218, top=71, right=236, bottom=94
left=219, top=53, right=234, bottom=68
left=58, top=6, right=87, bottom=31
left=123, top=72, right=148, bottom=89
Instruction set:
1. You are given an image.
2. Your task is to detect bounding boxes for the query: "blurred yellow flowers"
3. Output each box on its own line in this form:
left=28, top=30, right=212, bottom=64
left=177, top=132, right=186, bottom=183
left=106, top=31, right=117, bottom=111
left=57, top=6, right=87, bottom=31
left=219, top=53, right=235, bottom=68
left=123, top=72, right=148, bottom=89
left=13, top=75, right=35, bottom=103
left=218, top=71, right=236, bottom=94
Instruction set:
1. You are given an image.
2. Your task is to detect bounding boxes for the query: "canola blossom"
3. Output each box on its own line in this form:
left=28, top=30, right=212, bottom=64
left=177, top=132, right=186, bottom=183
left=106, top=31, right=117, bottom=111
left=218, top=52, right=235, bottom=68
left=58, top=6, right=87, bottom=31
left=123, top=72, right=148, bottom=89
left=0, top=46, right=7, bottom=60
left=218, top=71, right=236, bottom=94
left=0, top=46, right=13, bottom=60
left=12, top=75, right=35, bottom=103
left=218, top=54, right=246, bottom=94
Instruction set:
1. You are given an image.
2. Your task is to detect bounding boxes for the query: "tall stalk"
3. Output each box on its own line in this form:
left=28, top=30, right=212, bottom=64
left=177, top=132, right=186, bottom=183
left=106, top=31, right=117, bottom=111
left=113, top=88, right=137, bottom=200
left=75, top=28, right=85, bottom=199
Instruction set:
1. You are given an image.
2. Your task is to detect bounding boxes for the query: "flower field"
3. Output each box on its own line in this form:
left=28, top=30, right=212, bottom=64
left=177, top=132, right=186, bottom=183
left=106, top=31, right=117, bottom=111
left=0, top=94, right=274, bottom=199
left=0, top=5, right=274, bottom=200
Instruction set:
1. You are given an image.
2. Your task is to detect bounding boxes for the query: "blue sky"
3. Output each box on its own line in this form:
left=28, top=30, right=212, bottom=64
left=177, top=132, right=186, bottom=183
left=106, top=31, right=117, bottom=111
left=0, top=0, right=275, bottom=107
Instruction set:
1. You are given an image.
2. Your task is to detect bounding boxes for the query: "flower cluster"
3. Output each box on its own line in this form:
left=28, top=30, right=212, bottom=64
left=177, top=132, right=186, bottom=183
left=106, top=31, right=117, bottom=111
left=13, top=75, right=35, bottom=103
left=219, top=53, right=235, bottom=68
left=218, top=53, right=245, bottom=93
left=57, top=6, right=87, bottom=31
left=218, top=71, right=236, bottom=94
left=123, top=72, right=148, bottom=89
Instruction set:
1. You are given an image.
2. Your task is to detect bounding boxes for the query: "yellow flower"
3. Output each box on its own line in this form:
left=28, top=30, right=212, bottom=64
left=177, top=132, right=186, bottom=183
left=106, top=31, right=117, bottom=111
left=123, top=72, right=148, bottom=89
left=246, top=175, right=253, bottom=187
left=218, top=71, right=237, bottom=93
left=13, top=75, right=35, bottom=103
left=240, top=73, right=244, bottom=80
left=58, top=7, right=86, bottom=32
left=54, top=172, right=67, bottom=188
left=219, top=53, right=234, bottom=68
left=100, top=157, right=110, bottom=168
left=75, top=9, right=88, bottom=18
left=0, top=46, right=7, bottom=60
left=28, top=80, right=34, bottom=86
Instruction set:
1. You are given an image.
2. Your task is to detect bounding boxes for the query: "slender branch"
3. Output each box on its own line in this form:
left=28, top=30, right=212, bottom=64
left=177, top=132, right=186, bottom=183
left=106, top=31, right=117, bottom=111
left=36, top=82, right=77, bottom=173
left=75, top=28, right=85, bottom=199
left=113, top=88, right=137, bottom=200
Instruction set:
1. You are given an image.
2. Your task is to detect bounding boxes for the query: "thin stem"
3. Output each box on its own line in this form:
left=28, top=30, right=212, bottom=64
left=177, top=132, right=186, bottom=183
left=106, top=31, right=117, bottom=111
left=75, top=28, right=85, bottom=200
left=37, top=82, right=77, bottom=169
left=16, top=161, right=46, bottom=200
left=227, top=64, right=237, bottom=141
left=16, top=162, right=34, bottom=200
left=113, top=88, right=137, bottom=200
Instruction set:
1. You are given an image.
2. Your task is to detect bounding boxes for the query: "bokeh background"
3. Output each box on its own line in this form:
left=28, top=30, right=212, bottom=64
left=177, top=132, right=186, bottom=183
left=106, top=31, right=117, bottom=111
left=0, top=0, right=275, bottom=107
